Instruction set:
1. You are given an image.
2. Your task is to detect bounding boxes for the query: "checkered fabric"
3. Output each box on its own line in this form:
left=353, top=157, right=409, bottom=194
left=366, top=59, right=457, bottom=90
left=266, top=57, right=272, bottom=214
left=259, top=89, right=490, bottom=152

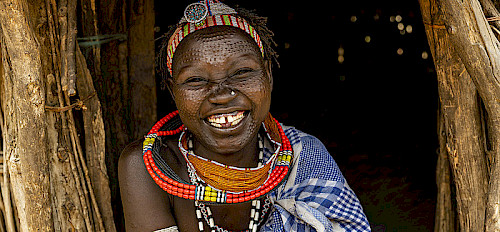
left=260, top=126, right=371, bottom=232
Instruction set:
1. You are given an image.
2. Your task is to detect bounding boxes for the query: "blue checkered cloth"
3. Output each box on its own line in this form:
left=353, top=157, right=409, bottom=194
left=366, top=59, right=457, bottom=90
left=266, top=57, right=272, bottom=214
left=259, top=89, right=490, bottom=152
left=259, top=126, right=371, bottom=232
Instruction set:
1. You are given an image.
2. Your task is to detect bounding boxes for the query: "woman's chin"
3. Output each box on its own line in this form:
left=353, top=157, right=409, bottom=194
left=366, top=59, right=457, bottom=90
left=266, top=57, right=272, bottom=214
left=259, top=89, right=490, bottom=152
left=197, top=130, right=257, bottom=156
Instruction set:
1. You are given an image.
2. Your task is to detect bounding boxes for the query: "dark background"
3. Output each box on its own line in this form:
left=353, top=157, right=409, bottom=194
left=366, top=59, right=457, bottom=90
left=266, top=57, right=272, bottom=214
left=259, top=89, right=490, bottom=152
left=154, top=1, right=438, bottom=231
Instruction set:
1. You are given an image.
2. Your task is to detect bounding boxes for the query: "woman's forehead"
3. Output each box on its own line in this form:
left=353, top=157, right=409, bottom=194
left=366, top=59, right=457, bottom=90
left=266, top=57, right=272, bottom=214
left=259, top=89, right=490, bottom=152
left=172, top=26, right=263, bottom=70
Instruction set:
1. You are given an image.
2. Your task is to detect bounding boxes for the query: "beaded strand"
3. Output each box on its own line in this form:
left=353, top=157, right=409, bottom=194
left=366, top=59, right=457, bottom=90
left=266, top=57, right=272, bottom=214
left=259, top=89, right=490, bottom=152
left=195, top=196, right=271, bottom=232
left=193, top=138, right=271, bottom=232
left=143, top=111, right=293, bottom=204
left=182, top=133, right=277, bottom=192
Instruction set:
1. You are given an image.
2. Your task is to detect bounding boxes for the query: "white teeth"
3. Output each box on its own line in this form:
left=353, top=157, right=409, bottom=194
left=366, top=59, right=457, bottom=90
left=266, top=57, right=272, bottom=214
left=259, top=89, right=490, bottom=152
left=231, top=118, right=241, bottom=126
left=228, top=114, right=244, bottom=126
left=210, top=122, right=222, bottom=128
left=207, top=111, right=245, bottom=128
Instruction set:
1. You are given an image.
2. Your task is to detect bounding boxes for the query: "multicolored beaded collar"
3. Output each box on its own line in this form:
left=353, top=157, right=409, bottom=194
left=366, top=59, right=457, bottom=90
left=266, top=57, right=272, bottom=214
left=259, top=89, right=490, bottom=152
left=165, top=0, right=264, bottom=76
left=142, top=111, right=293, bottom=204
left=193, top=136, right=270, bottom=232
left=180, top=131, right=280, bottom=193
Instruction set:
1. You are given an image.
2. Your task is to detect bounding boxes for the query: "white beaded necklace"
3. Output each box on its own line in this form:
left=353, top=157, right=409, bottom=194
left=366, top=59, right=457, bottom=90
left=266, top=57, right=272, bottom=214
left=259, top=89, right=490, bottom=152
left=191, top=134, right=271, bottom=232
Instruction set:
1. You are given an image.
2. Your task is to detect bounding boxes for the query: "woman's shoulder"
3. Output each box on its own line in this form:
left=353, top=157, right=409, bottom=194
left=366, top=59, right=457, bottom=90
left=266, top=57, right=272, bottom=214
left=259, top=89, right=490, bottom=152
left=282, top=125, right=329, bottom=152
left=120, top=139, right=144, bottom=162
left=281, top=125, right=345, bottom=184
left=119, top=136, right=179, bottom=165
left=118, top=139, right=147, bottom=180
left=118, top=138, right=177, bottom=231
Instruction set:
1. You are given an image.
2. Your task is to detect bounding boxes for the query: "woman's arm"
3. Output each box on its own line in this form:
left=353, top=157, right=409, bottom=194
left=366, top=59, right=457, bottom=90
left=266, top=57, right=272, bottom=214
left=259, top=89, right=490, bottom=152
left=118, top=140, right=176, bottom=232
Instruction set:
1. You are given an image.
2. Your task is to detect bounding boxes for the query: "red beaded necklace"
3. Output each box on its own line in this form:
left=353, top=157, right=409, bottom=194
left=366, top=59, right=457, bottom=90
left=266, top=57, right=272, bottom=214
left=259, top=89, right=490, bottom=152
left=143, top=110, right=293, bottom=204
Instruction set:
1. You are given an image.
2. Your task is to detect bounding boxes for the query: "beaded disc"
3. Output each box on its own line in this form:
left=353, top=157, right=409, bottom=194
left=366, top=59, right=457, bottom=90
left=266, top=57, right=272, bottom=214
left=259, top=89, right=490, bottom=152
left=184, top=2, right=208, bottom=23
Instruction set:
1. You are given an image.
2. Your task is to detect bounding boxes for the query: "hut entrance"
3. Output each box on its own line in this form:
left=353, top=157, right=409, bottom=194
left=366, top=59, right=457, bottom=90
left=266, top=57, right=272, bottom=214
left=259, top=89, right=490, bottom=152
left=1, top=0, right=499, bottom=231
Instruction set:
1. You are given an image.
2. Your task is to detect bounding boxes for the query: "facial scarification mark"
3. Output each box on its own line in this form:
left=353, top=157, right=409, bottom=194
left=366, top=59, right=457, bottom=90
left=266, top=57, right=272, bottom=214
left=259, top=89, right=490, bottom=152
left=178, top=43, right=257, bottom=65
left=156, top=6, right=279, bottom=81
left=172, top=26, right=262, bottom=71
left=167, top=25, right=272, bottom=156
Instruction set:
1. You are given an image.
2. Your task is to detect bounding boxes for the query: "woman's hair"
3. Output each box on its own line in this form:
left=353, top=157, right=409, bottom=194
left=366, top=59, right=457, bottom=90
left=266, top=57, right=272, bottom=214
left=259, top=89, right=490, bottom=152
left=156, top=4, right=279, bottom=84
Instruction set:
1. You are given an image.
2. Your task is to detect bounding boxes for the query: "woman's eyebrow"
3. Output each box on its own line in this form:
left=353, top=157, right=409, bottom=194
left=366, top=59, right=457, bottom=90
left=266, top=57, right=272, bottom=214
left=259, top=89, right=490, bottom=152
left=229, top=53, right=260, bottom=67
left=175, top=63, right=202, bottom=78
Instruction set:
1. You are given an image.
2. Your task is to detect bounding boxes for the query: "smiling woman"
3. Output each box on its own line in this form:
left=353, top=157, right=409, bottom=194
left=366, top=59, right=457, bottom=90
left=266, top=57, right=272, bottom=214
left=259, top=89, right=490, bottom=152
left=118, top=1, right=370, bottom=232
left=170, top=26, right=271, bottom=155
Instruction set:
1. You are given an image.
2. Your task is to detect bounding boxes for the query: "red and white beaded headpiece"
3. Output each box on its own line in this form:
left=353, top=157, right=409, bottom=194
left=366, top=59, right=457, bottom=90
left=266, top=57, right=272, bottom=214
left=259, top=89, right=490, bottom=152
left=165, top=0, right=264, bottom=76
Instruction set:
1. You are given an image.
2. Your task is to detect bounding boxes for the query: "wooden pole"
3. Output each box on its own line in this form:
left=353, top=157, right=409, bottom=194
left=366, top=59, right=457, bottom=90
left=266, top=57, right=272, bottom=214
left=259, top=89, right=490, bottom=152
left=0, top=66, right=16, bottom=232
left=76, top=45, right=116, bottom=232
left=435, top=109, right=455, bottom=232
left=66, top=0, right=77, bottom=95
left=0, top=0, right=54, bottom=230
left=419, top=0, right=500, bottom=231
left=43, top=0, right=90, bottom=230
left=436, top=1, right=500, bottom=231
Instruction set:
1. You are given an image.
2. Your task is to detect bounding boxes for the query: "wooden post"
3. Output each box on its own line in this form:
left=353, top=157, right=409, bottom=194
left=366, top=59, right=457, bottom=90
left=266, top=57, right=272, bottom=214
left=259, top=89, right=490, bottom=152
left=0, top=0, right=54, bottom=230
left=419, top=0, right=500, bottom=231
left=76, top=45, right=117, bottom=232
left=0, top=41, right=17, bottom=232
left=435, top=111, right=455, bottom=232
left=1, top=0, right=118, bottom=230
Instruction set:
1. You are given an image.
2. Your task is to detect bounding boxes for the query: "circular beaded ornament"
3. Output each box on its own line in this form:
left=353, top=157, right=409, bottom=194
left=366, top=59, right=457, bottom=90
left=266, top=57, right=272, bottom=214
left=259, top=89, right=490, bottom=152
left=184, top=2, right=208, bottom=24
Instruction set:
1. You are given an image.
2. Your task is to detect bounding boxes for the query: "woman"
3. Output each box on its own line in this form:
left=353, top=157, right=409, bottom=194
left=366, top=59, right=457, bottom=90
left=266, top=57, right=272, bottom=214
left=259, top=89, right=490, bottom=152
left=119, top=1, right=370, bottom=231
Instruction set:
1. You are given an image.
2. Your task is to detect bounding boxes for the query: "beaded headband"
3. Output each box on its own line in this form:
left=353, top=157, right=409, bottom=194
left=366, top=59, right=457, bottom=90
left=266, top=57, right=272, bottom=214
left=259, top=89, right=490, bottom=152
left=165, top=0, right=264, bottom=76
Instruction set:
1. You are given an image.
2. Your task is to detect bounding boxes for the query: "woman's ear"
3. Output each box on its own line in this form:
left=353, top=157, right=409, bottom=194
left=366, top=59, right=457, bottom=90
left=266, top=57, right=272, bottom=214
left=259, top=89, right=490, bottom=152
left=265, top=60, right=273, bottom=92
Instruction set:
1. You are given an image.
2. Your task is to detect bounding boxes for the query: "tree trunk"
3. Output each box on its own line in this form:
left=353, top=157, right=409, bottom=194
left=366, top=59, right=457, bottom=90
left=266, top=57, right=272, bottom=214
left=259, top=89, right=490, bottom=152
left=0, top=0, right=117, bottom=230
left=0, top=0, right=54, bottom=230
left=419, top=0, right=500, bottom=231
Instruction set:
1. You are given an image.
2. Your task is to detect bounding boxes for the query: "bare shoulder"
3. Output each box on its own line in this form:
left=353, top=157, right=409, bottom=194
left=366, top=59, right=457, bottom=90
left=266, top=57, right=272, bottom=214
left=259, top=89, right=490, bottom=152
left=118, top=139, right=151, bottom=190
left=119, top=139, right=144, bottom=170
left=119, top=139, right=176, bottom=231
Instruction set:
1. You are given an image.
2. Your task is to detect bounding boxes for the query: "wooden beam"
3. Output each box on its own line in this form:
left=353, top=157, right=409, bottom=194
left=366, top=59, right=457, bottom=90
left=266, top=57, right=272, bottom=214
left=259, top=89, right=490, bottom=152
left=420, top=0, right=500, bottom=231
left=0, top=0, right=54, bottom=230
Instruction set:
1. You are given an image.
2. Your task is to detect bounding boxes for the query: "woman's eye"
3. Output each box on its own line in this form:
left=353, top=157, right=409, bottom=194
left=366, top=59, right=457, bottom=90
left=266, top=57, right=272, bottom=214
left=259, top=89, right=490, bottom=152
left=183, top=77, right=208, bottom=86
left=231, top=68, right=254, bottom=78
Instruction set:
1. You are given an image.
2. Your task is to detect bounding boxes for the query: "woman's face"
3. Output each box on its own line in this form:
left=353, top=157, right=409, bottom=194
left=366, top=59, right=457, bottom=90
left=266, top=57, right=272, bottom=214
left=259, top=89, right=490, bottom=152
left=169, top=26, right=272, bottom=154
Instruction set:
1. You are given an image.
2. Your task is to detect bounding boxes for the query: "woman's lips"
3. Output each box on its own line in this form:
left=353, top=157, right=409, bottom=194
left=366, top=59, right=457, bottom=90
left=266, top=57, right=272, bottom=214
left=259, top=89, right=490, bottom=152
left=205, top=111, right=246, bottom=129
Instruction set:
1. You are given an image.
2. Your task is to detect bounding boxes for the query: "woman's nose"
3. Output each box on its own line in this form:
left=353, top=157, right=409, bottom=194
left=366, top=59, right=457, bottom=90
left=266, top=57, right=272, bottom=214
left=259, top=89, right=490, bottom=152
left=208, top=87, right=237, bottom=105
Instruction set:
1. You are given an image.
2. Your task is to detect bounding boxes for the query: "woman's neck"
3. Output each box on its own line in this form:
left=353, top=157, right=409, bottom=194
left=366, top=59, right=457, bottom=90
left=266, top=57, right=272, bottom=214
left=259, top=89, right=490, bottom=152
left=192, top=133, right=260, bottom=168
